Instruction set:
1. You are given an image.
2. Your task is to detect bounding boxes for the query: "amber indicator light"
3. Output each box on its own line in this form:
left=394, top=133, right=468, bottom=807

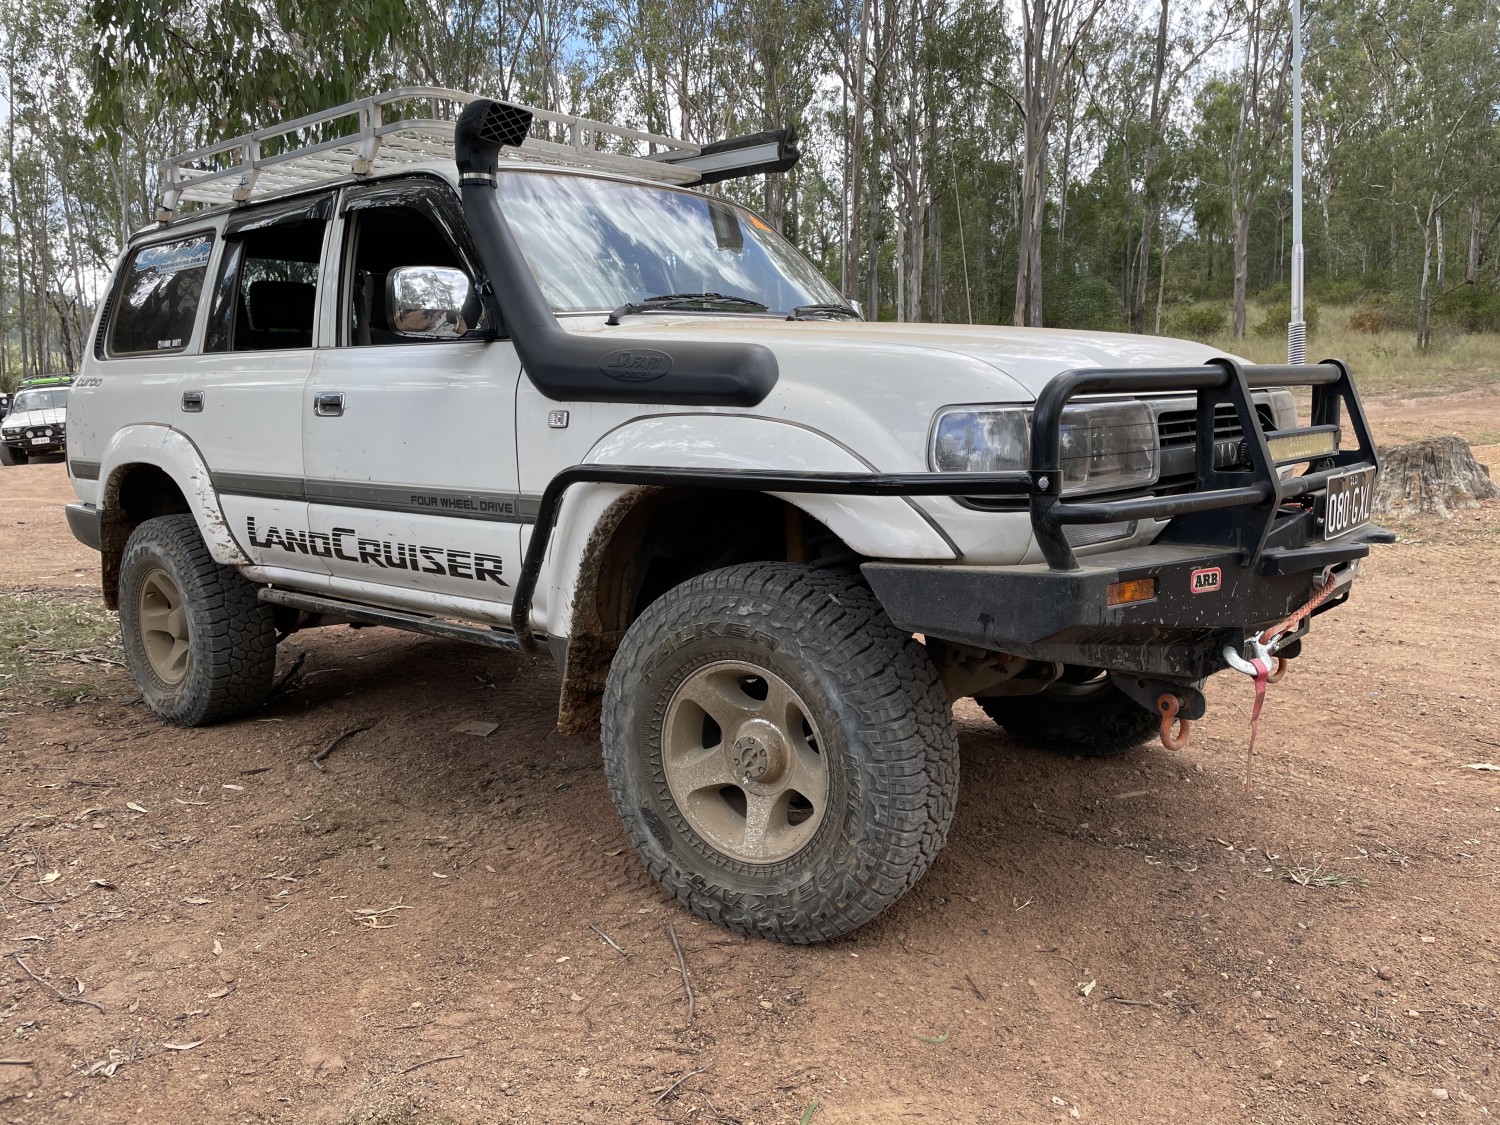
left=1107, top=577, right=1157, bottom=606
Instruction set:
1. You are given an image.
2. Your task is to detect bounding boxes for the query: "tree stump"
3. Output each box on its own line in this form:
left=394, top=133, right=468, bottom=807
left=1373, top=435, right=1499, bottom=519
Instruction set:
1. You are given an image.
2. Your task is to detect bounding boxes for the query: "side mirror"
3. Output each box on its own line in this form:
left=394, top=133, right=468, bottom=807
left=386, top=266, right=472, bottom=340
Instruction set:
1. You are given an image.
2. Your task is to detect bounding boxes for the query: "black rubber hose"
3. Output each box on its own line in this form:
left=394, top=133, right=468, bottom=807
left=453, top=99, right=779, bottom=407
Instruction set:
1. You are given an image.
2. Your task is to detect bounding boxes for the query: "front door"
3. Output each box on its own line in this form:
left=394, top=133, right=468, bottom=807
left=302, top=179, right=524, bottom=623
left=175, top=198, right=333, bottom=575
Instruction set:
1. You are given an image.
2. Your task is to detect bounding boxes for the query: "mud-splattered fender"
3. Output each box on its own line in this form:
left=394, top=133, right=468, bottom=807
left=99, top=424, right=250, bottom=566
left=524, top=414, right=959, bottom=641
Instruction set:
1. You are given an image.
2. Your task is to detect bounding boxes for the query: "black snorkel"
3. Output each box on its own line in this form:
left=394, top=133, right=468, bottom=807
left=453, top=99, right=778, bottom=406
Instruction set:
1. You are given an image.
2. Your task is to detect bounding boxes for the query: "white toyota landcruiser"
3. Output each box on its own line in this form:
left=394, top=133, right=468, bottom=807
left=63, top=90, right=1387, bottom=942
left=2, top=375, right=72, bottom=465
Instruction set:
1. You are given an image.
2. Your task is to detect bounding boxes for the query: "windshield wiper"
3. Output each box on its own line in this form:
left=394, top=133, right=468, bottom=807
left=787, top=303, right=860, bottom=321
left=606, top=292, right=769, bottom=325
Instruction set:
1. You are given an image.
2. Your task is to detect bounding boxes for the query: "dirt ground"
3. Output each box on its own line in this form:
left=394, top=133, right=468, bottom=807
left=1, top=399, right=1498, bottom=1125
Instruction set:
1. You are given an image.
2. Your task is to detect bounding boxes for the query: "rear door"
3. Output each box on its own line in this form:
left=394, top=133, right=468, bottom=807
left=174, top=197, right=333, bottom=576
left=302, top=178, right=524, bottom=620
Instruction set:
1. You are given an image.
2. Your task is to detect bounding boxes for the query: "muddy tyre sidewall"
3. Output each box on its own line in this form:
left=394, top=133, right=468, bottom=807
left=118, top=514, right=276, bottom=726
left=602, top=563, right=958, bottom=943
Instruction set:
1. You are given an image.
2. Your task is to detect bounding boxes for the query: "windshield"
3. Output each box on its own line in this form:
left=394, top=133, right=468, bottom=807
left=496, top=171, right=846, bottom=316
left=11, top=388, right=67, bottom=413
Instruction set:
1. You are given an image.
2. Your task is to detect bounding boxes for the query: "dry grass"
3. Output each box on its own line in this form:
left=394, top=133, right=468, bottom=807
left=0, top=591, right=122, bottom=702
left=1201, top=305, right=1500, bottom=398
left=1276, top=858, right=1369, bottom=889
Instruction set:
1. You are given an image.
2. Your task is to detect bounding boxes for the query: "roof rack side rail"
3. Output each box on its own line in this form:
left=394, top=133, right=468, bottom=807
left=156, top=88, right=716, bottom=218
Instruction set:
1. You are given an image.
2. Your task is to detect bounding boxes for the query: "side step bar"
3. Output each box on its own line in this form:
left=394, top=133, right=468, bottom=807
left=258, top=588, right=524, bottom=652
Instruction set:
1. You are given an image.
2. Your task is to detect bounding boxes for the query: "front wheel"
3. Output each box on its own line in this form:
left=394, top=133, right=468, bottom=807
left=978, top=667, right=1159, bottom=757
left=0, top=445, right=27, bottom=466
left=118, top=514, right=277, bottom=726
left=602, top=563, right=959, bottom=943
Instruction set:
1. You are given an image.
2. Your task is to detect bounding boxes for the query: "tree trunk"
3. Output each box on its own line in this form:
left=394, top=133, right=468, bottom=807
left=1435, top=212, right=1446, bottom=294
left=1232, top=201, right=1252, bottom=338
left=1131, top=0, right=1169, bottom=333
left=1466, top=201, right=1482, bottom=286
left=844, top=0, right=871, bottom=300
left=1374, top=436, right=1499, bottom=520
left=1416, top=216, right=1433, bottom=350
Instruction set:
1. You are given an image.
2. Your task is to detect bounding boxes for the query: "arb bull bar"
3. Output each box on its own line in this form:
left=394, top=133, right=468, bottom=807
left=1028, top=356, right=1379, bottom=572
left=513, top=359, right=1387, bottom=692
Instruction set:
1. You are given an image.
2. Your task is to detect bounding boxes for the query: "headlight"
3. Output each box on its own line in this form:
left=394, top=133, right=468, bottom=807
left=1265, top=388, right=1298, bottom=430
left=932, top=401, right=1160, bottom=497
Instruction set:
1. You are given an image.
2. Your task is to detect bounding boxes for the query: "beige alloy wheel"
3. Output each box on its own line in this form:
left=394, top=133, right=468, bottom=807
left=661, top=660, right=829, bottom=864
left=137, top=567, right=191, bottom=685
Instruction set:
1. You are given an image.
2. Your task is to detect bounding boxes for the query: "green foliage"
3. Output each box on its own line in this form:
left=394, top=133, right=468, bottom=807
left=1044, top=275, right=1124, bottom=331
left=1432, top=287, right=1500, bottom=334
left=0, top=0, right=1497, bottom=372
left=1310, top=276, right=1377, bottom=305
left=87, top=0, right=410, bottom=146
left=1255, top=297, right=1321, bottom=339
left=1346, top=293, right=1414, bottom=334
left=1170, top=304, right=1229, bottom=340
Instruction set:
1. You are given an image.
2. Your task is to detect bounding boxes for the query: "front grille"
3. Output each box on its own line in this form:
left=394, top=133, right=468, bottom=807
left=1157, top=403, right=1277, bottom=448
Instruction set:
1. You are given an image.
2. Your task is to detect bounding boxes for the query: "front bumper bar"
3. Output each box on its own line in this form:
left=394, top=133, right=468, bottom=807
left=863, top=524, right=1390, bottom=680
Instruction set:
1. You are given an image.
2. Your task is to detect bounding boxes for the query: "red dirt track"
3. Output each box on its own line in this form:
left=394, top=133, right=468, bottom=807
left=1, top=400, right=1498, bottom=1124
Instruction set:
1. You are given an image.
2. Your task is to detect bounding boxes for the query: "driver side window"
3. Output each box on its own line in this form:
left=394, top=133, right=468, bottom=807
left=341, top=201, right=483, bottom=346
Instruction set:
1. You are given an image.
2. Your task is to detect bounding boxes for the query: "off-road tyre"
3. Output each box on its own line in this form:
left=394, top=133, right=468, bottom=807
left=0, top=444, right=27, bottom=466
left=978, top=670, right=1158, bottom=758
left=602, top=562, right=959, bottom=943
left=118, top=514, right=277, bottom=726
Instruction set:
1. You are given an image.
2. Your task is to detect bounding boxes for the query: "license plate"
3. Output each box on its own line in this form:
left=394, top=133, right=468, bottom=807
left=29, top=437, right=50, bottom=446
left=1324, top=466, right=1376, bottom=539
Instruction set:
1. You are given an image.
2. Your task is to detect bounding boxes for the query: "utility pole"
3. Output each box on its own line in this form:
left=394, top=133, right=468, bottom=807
left=1288, top=0, right=1306, bottom=363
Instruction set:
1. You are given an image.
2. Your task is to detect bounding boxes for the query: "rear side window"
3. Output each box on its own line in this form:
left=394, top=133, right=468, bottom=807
left=108, top=233, right=214, bottom=355
left=205, top=217, right=328, bottom=352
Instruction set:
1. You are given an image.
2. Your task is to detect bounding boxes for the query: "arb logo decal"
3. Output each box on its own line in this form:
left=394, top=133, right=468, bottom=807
left=600, top=349, right=672, bottom=381
left=1190, top=566, right=1222, bottom=594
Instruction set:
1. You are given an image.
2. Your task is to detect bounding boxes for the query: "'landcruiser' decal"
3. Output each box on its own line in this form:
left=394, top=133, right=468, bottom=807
left=246, top=518, right=507, bottom=586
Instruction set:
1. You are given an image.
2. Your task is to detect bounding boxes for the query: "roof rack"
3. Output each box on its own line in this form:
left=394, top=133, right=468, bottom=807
left=156, top=87, right=795, bottom=222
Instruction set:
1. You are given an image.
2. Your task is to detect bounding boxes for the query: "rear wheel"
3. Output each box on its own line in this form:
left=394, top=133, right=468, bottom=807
left=0, top=445, right=27, bottom=466
left=602, top=563, right=959, bottom=943
left=118, top=514, right=276, bottom=726
left=978, top=667, right=1158, bottom=758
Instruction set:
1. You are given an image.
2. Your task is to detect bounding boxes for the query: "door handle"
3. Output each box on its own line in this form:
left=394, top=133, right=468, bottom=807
left=313, top=392, right=345, bottom=417
left=181, top=391, right=204, bottom=412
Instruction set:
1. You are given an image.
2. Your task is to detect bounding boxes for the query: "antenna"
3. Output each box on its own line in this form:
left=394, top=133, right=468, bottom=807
left=1288, top=0, right=1306, bottom=364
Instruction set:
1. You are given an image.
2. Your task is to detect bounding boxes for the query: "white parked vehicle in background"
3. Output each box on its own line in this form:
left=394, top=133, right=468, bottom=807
left=2, top=376, right=71, bottom=465
left=64, top=90, right=1387, bottom=943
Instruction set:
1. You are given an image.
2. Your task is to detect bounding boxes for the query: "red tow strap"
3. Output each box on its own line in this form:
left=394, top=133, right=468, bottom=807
left=1237, top=566, right=1339, bottom=791
left=1243, top=656, right=1271, bottom=792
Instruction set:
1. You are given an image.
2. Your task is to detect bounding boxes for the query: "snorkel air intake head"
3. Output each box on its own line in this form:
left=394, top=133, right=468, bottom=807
left=454, top=99, right=533, bottom=182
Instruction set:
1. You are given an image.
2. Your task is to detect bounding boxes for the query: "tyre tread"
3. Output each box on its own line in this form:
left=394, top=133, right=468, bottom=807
left=118, top=514, right=275, bottom=726
left=602, top=562, right=959, bottom=943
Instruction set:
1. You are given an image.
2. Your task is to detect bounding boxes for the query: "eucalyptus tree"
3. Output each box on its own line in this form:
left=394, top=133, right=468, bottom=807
left=1012, top=0, right=1107, bottom=327
left=1343, top=0, right=1500, bottom=347
left=1223, top=0, right=1291, bottom=337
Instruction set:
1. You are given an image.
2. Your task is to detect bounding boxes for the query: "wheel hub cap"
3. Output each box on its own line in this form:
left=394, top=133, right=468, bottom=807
left=138, top=567, right=191, bottom=685
left=661, top=661, right=828, bottom=865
